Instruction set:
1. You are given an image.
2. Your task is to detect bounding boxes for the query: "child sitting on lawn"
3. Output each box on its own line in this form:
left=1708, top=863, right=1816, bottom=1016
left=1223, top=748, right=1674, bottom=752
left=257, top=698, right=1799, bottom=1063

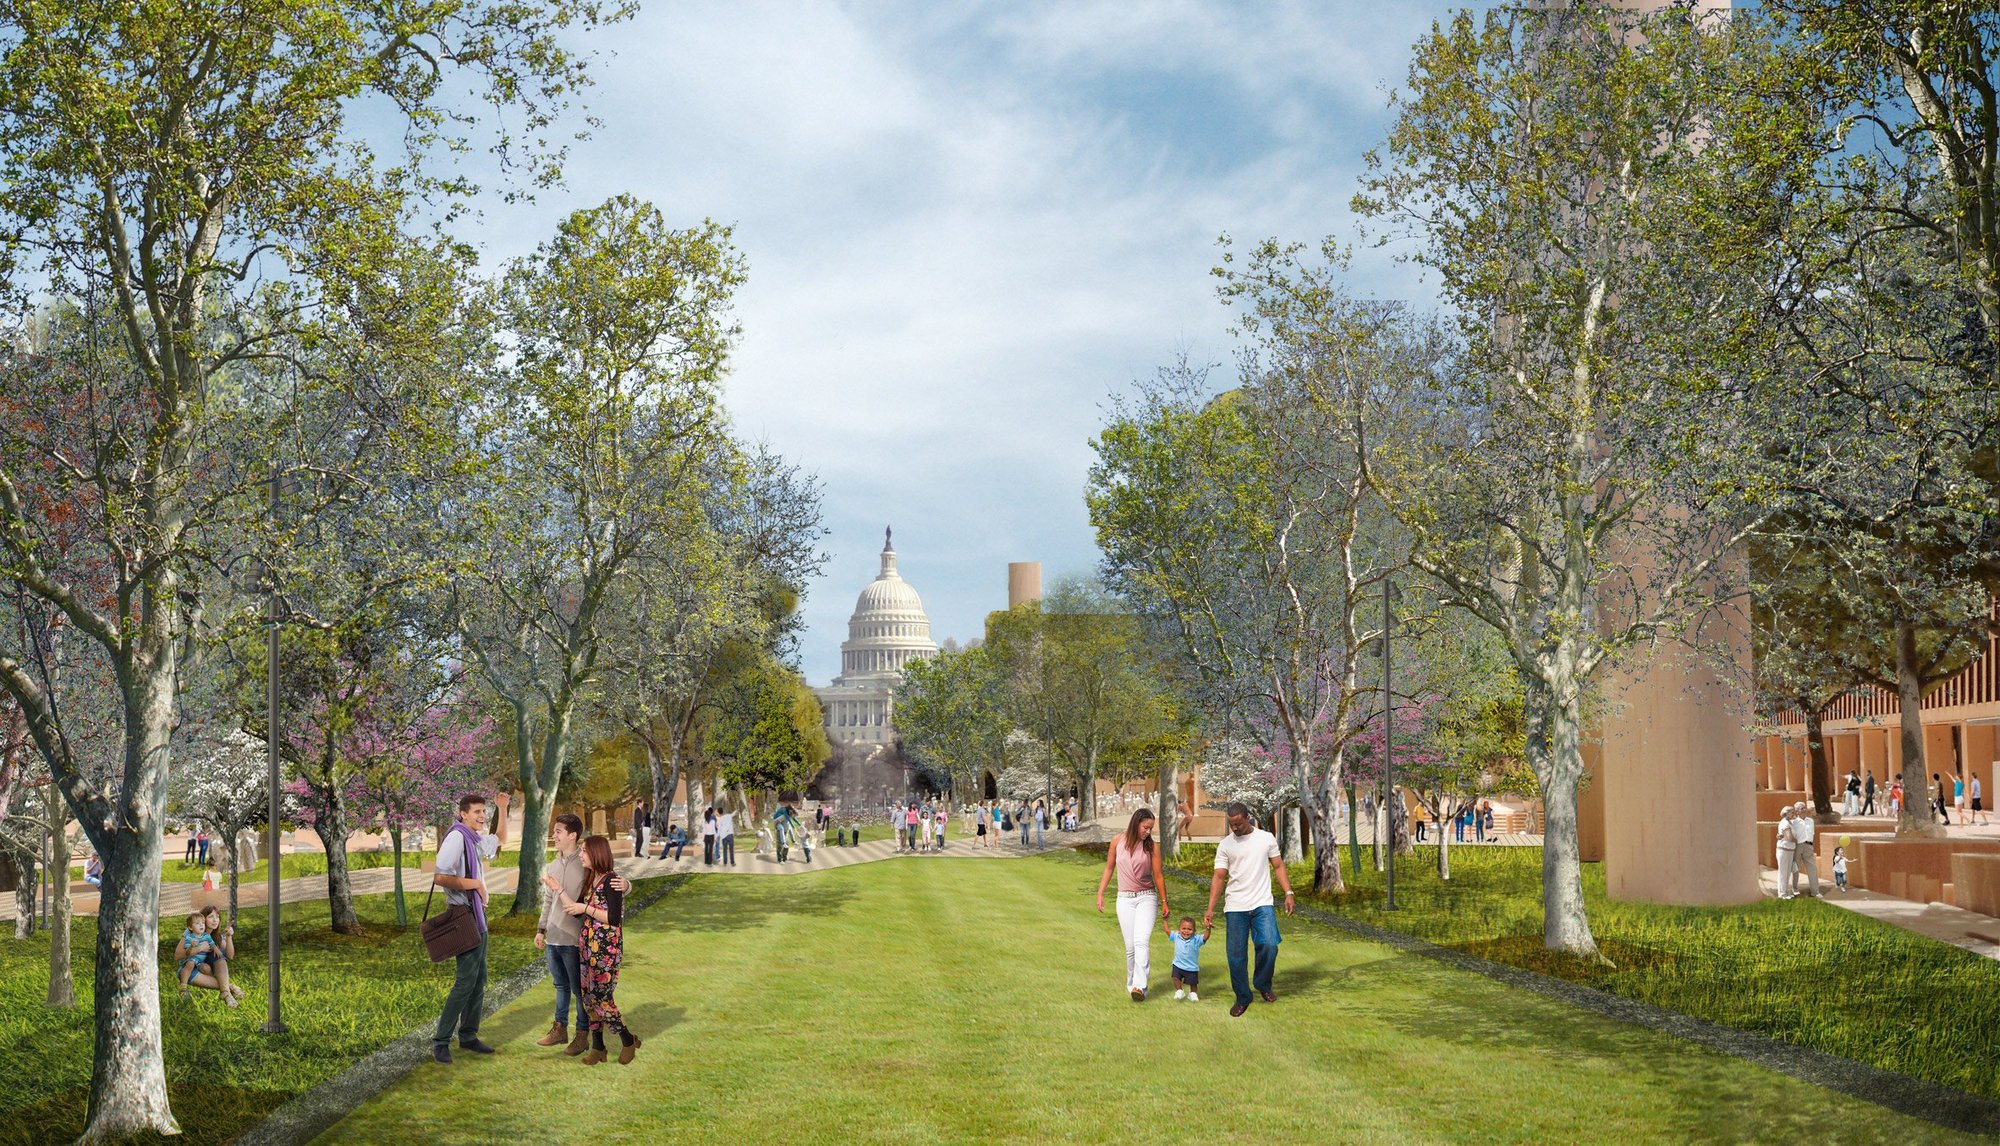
left=174, top=912, right=215, bottom=999
left=1170, top=917, right=1205, bottom=1002
left=1832, top=846, right=1848, bottom=892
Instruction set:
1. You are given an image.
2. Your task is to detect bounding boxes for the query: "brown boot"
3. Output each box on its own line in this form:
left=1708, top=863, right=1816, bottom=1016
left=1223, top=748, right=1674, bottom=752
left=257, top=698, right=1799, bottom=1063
left=536, top=1023, right=568, bottom=1048
left=618, top=1035, right=641, bottom=1065
left=581, top=1047, right=607, bottom=1066
left=564, top=1026, right=590, bottom=1057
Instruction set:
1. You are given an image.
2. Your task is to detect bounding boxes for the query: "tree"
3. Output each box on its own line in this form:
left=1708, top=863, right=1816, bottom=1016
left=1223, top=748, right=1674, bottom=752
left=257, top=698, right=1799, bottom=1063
left=896, top=644, right=1010, bottom=797
left=166, top=725, right=271, bottom=927
left=345, top=699, right=489, bottom=927
left=445, top=196, right=746, bottom=917
left=1397, top=617, right=1529, bottom=880
left=984, top=582, right=1179, bottom=825
left=1351, top=6, right=1805, bottom=957
left=1090, top=331, right=1401, bottom=891
left=706, top=657, right=830, bottom=800
left=0, top=0, right=618, bottom=1130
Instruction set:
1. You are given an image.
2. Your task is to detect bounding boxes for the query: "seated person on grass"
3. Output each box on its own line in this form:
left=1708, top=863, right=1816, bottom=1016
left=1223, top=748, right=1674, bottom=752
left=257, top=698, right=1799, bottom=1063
left=173, top=909, right=244, bottom=1006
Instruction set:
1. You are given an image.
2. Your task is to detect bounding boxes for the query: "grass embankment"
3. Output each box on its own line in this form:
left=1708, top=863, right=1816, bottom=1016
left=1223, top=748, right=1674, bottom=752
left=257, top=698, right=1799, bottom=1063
left=1169, top=842, right=2000, bottom=1100
left=0, top=885, right=556, bottom=1145
left=323, top=850, right=1974, bottom=1145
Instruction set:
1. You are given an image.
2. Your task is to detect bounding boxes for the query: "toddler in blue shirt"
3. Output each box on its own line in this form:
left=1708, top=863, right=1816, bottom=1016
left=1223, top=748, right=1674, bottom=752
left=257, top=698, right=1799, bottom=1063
left=1170, top=917, right=1205, bottom=1002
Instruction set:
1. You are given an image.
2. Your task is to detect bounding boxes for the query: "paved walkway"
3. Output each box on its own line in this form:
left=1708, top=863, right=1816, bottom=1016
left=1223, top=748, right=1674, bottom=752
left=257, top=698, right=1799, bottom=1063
left=0, top=827, right=1092, bottom=923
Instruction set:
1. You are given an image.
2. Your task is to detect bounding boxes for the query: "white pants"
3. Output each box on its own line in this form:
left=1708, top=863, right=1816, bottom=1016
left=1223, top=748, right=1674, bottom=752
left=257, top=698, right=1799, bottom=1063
left=1795, top=843, right=1820, bottom=896
left=1776, top=846, right=1796, bottom=896
left=1116, top=891, right=1157, bottom=992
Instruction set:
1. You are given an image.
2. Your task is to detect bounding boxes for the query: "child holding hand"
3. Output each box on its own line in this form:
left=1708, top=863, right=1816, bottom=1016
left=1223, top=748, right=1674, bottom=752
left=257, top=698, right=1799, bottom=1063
left=1170, top=917, right=1206, bottom=1002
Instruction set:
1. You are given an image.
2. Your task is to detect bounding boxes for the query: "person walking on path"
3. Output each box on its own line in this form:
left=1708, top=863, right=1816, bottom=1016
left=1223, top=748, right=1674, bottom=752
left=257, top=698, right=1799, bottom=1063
left=934, top=805, right=947, bottom=852
left=1933, top=773, right=1952, bottom=825
left=183, top=830, right=198, bottom=865
left=1096, top=808, right=1170, bottom=1002
left=535, top=814, right=630, bottom=1056
left=432, top=794, right=501, bottom=1064
left=197, top=828, right=210, bottom=866
left=1033, top=800, right=1047, bottom=849
left=1863, top=771, right=1877, bottom=816
left=1790, top=801, right=1821, bottom=898
left=543, top=835, right=639, bottom=1065
left=1973, top=774, right=1988, bottom=826
left=1844, top=772, right=1861, bottom=817
left=975, top=802, right=989, bottom=848
left=1774, top=805, right=1799, bottom=899
left=1954, top=774, right=1966, bottom=822
left=1203, top=802, right=1295, bottom=1017
left=702, top=808, right=717, bottom=866
left=718, top=804, right=737, bottom=866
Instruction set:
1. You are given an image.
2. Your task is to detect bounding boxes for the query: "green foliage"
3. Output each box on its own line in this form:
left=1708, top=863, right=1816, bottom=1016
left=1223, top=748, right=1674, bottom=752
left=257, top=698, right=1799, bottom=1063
left=706, top=656, right=828, bottom=795
left=895, top=644, right=1009, bottom=792
left=0, top=889, right=542, bottom=1145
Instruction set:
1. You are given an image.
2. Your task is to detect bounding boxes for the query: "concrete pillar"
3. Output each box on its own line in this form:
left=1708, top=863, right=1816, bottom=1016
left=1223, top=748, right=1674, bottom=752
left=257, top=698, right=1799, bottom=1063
left=1598, top=618, right=1760, bottom=905
left=1007, top=562, right=1042, bottom=609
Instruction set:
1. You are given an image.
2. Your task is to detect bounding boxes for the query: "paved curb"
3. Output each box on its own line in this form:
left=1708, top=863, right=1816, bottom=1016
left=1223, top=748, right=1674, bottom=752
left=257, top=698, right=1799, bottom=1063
left=1164, top=867, right=2000, bottom=1136
left=232, top=873, right=694, bottom=1146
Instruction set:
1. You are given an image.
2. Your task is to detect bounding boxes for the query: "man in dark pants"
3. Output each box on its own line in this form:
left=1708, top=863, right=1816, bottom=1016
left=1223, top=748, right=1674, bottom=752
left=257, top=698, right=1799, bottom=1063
left=433, top=794, right=500, bottom=1064
left=1202, top=803, right=1295, bottom=1018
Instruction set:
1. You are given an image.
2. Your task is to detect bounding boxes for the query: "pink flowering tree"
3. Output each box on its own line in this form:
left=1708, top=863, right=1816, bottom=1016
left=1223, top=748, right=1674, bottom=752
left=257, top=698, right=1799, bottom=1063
left=286, top=655, right=474, bottom=933
left=347, top=705, right=490, bottom=926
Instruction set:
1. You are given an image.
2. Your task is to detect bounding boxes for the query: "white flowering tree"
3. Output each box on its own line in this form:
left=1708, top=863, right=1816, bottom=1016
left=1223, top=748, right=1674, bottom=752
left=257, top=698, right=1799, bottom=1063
left=167, top=726, right=275, bottom=926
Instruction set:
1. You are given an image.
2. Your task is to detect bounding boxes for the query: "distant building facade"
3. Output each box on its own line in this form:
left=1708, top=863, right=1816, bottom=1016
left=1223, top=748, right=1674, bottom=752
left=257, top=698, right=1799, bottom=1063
left=814, top=528, right=937, bottom=748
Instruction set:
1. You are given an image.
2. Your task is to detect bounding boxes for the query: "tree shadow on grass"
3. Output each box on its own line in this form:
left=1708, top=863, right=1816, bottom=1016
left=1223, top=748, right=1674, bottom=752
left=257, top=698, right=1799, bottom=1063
left=641, top=877, right=859, bottom=935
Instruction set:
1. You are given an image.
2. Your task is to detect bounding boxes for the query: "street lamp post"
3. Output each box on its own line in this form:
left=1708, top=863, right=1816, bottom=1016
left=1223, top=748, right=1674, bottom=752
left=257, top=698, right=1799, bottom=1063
left=1382, top=577, right=1398, bottom=912
left=263, top=470, right=288, bottom=1035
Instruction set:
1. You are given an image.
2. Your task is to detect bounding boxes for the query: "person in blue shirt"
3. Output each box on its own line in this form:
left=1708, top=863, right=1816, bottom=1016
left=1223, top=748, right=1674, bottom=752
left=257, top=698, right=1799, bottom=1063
left=1170, top=916, right=1206, bottom=1002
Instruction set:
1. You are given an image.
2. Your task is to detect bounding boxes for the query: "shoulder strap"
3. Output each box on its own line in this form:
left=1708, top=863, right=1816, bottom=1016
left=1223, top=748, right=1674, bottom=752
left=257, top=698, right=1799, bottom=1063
left=421, top=876, right=440, bottom=923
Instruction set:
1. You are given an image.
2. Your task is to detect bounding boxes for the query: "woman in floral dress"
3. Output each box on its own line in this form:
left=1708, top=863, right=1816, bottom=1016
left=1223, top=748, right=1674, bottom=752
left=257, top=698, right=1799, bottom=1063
left=543, top=834, right=637, bottom=1064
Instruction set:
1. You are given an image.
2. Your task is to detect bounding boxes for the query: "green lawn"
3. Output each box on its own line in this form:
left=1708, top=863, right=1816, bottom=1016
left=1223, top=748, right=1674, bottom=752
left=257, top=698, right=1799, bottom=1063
left=0, top=888, right=543, bottom=1145
left=154, top=848, right=435, bottom=884
left=1169, top=843, right=2000, bottom=1100
left=322, top=850, right=1974, bottom=1145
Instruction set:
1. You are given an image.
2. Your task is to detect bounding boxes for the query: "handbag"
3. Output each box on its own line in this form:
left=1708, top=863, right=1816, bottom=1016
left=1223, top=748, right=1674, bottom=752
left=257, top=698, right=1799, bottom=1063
left=420, top=879, right=482, bottom=963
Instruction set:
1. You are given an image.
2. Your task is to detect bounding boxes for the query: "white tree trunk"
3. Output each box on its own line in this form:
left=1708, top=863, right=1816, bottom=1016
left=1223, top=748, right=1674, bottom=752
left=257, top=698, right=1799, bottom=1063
left=46, top=787, right=73, bottom=1008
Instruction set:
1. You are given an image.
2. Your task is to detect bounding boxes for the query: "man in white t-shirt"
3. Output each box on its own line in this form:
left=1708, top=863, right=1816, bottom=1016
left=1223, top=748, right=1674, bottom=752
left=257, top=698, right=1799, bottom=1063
left=1203, top=802, right=1296, bottom=1017
left=717, top=807, right=737, bottom=866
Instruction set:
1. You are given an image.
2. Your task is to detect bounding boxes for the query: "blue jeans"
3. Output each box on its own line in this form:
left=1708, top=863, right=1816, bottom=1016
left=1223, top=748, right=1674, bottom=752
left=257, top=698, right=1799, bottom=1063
left=1224, top=905, right=1281, bottom=1007
left=1035, top=823, right=1044, bottom=847
left=546, top=942, right=582, bottom=1027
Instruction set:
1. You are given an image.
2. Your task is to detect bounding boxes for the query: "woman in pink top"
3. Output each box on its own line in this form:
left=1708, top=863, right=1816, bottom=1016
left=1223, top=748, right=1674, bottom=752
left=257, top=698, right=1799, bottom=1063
left=1095, top=807, right=1170, bottom=1001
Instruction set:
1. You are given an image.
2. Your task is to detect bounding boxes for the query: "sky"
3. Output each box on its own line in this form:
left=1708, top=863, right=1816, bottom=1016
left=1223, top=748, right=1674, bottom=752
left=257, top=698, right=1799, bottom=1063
left=464, top=0, right=1456, bottom=682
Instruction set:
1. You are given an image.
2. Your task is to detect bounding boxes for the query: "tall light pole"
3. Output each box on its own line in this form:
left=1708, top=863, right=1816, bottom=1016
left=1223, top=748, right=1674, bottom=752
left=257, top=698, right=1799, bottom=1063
left=1382, top=577, right=1398, bottom=911
left=263, top=469, right=288, bottom=1035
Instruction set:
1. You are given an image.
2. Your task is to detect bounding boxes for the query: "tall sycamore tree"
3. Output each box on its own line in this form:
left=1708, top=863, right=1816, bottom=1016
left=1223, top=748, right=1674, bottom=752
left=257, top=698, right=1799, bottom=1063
left=445, top=196, right=745, bottom=916
left=0, top=0, right=624, bottom=1133
left=1352, top=5, right=1811, bottom=956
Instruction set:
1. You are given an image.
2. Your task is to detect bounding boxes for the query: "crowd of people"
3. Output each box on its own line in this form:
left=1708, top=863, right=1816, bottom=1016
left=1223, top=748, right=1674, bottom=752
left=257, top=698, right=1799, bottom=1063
left=1830, top=767, right=1989, bottom=827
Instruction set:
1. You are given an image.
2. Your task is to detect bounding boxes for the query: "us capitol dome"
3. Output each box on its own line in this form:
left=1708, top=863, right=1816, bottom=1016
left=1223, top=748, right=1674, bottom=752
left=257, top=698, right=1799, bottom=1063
left=815, top=527, right=937, bottom=747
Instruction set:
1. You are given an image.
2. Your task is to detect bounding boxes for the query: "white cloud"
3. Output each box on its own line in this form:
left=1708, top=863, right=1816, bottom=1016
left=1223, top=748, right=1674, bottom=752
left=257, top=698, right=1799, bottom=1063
left=469, top=0, right=1451, bottom=676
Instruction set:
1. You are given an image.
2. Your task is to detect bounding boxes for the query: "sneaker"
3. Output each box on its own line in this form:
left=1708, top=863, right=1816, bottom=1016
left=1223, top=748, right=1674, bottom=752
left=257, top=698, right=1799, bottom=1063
left=1188, top=991, right=1199, bottom=1002
left=1173, top=989, right=1186, bottom=1000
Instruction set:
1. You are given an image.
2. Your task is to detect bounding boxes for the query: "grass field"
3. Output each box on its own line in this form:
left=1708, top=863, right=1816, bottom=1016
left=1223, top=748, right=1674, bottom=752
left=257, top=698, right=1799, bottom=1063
left=0, top=888, right=543, bottom=1145
left=321, top=850, right=1975, bottom=1146
left=153, top=848, right=435, bottom=884
left=1165, top=843, right=2000, bottom=1101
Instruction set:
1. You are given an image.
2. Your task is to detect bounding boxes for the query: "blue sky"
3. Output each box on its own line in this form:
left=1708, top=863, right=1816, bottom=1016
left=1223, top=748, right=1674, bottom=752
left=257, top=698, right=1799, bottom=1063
left=466, top=0, right=1454, bottom=681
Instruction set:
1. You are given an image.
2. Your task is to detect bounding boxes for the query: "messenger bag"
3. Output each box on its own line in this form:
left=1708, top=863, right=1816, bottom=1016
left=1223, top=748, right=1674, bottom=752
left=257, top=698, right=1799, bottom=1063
left=420, top=878, right=481, bottom=962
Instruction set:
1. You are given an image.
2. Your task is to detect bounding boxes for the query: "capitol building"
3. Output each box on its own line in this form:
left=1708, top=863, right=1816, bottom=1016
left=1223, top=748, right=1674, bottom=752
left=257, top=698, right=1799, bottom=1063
left=815, top=528, right=937, bottom=747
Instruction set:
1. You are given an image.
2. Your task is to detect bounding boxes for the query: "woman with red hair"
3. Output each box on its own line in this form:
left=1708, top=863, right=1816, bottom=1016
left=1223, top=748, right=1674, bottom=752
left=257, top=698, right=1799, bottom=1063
left=542, top=834, right=637, bottom=1064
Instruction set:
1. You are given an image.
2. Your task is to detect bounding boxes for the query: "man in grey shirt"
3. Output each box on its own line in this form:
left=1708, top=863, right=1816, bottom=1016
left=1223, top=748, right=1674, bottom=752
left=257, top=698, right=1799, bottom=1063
left=536, top=813, right=628, bottom=1055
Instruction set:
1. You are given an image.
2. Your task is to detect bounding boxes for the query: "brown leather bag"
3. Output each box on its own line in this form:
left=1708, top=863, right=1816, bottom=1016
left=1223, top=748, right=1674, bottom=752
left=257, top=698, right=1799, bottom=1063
left=420, top=879, right=482, bottom=962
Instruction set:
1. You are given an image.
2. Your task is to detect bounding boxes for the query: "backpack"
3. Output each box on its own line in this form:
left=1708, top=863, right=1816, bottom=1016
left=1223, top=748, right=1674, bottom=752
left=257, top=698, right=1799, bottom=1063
left=1001, top=814, right=1014, bottom=831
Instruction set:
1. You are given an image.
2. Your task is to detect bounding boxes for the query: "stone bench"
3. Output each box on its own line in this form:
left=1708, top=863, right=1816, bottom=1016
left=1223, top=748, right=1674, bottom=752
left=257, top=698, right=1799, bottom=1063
left=1951, top=854, right=2000, bottom=917
left=1860, top=838, right=2000, bottom=903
